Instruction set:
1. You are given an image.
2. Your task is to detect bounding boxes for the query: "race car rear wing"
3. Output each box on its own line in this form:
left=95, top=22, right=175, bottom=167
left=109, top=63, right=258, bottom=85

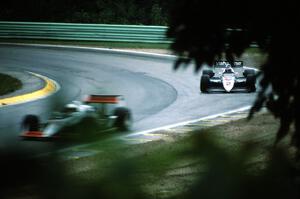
left=215, top=61, right=243, bottom=67
left=83, top=95, right=124, bottom=104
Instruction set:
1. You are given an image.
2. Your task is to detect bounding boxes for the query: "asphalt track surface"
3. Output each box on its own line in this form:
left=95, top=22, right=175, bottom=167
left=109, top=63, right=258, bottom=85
left=0, top=44, right=257, bottom=155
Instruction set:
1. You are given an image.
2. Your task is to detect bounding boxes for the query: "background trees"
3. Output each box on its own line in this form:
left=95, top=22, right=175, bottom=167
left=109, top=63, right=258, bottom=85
left=1, top=0, right=171, bottom=25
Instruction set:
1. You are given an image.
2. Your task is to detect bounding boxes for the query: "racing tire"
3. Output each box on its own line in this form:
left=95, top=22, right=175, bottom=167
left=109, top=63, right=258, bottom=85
left=246, top=74, right=256, bottom=92
left=200, top=75, right=210, bottom=93
left=202, top=70, right=214, bottom=78
left=114, top=107, right=132, bottom=131
left=243, top=69, right=255, bottom=77
left=22, top=115, right=40, bottom=131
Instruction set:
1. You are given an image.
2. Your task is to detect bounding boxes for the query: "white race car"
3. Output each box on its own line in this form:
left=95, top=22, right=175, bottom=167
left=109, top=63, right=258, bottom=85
left=200, top=61, right=256, bottom=93
left=20, top=95, right=132, bottom=140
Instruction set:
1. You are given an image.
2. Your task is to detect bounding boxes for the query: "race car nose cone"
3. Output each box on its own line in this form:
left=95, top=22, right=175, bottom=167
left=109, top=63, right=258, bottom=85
left=222, top=76, right=235, bottom=92
left=21, top=131, right=44, bottom=138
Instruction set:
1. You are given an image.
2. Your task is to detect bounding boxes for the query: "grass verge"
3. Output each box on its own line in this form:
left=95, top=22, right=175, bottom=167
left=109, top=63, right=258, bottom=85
left=0, top=38, right=171, bottom=50
left=0, top=73, right=22, bottom=96
left=55, top=112, right=296, bottom=199
left=5, top=112, right=297, bottom=199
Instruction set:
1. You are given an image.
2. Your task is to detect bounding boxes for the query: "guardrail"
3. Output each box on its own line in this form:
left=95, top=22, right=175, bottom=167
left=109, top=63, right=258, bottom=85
left=0, top=21, right=259, bottom=47
left=0, top=21, right=171, bottom=44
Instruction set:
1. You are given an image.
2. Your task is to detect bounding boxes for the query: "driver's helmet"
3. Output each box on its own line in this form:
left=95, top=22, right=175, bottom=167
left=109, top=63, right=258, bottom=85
left=63, top=103, right=78, bottom=113
left=224, top=68, right=234, bottom=74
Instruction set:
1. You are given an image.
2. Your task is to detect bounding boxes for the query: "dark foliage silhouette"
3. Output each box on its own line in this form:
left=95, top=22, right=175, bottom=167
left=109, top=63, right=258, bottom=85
left=167, top=0, right=300, bottom=154
left=1, top=0, right=171, bottom=25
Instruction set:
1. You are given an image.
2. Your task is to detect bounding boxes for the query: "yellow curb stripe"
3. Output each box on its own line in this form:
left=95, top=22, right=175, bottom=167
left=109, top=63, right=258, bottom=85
left=0, top=72, right=58, bottom=106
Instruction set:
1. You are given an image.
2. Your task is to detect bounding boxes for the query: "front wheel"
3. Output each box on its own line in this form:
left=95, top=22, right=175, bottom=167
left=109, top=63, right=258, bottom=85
left=114, top=107, right=132, bottom=131
left=243, top=69, right=255, bottom=77
left=246, top=74, right=256, bottom=92
left=22, top=114, right=40, bottom=131
left=200, top=75, right=210, bottom=93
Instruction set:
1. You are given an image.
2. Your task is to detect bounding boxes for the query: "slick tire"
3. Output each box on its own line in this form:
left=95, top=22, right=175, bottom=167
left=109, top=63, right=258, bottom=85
left=114, top=107, right=132, bottom=131
left=200, top=75, right=210, bottom=93
left=243, top=69, right=255, bottom=77
left=246, top=74, right=256, bottom=92
left=202, top=70, right=214, bottom=78
left=22, top=114, right=40, bottom=131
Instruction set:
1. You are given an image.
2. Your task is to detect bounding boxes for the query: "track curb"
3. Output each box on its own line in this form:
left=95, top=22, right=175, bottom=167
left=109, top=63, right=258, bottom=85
left=0, top=72, right=59, bottom=106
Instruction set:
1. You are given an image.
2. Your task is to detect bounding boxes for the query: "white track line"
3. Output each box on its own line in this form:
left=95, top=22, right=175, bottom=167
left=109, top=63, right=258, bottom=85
left=123, top=105, right=251, bottom=139
left=0, top=42, right=176, bottom=58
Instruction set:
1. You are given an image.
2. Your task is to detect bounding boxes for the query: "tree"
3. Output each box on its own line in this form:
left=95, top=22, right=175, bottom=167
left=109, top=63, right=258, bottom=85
left=167, top=0, right=300, bottom=155
left=1, top=0, right=171, bottom=25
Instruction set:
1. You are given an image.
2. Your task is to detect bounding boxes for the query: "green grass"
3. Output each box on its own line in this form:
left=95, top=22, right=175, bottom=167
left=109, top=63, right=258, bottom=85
left=6, top=112, right=297, bottom=199
left=0, top=38, right=171, bottom=50
left=57, top=113, right=295, bottom=198
left=0, top=73, right=22, bottom=96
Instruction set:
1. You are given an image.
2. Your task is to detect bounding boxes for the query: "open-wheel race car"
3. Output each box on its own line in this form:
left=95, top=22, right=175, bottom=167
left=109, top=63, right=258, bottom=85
left=20, top=95, right=132, bottom=140
left=200, top=61, right=256, bottom=93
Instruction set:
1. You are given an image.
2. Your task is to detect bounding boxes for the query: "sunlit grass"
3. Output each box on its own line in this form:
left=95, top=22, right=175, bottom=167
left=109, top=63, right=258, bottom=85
left=60, top=113, right=290, bottom=198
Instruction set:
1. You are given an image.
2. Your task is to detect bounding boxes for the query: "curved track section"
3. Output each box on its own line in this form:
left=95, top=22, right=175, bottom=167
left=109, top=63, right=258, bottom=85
left=0, top=44, right=256, bottom=154
left=0, top=72, right=59, bottom=106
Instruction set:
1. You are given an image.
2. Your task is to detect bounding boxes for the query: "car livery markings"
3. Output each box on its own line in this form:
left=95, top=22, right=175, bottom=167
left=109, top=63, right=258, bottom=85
left=0, top=72, right=59, bottom=106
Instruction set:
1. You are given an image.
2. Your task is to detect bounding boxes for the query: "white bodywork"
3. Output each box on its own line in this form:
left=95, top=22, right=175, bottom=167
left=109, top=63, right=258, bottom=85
left=200, top=61, right=256, bottom=93
left=222, top=68, right=236, bottom=92
left=43, top=101, right=97, bottom=137
left=21, top=95, right=131, bottom=139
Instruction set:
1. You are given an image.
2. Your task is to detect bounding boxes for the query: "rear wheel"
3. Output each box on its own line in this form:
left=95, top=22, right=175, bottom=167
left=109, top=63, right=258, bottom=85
left=22, top=115, right=40, bottom=131
left=114, top=107, right=132, bottom=131
left=246, top=74, right=256, bottom=92
left=200, top=75, right=210, bottom=93
left=202, top=70, right=214, bottom=78
left=243, top=69, right=255, bottom=77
